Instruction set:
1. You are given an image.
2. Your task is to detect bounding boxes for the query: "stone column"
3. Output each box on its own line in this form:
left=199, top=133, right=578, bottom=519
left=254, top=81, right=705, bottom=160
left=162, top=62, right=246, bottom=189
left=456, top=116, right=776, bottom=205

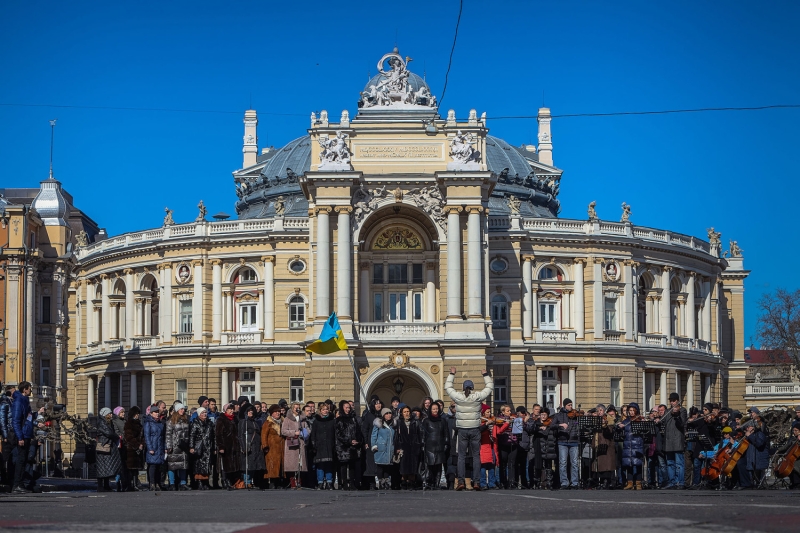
left=211, top=260, right=222, bottom=341
left=87, top=376, right=95, bottom=415
left=660, top=370, right=668, bottom=405
left=359, top=262, right=370, bottom=323
left=255, top=368, right=262, bottom=402
left=703, top=375, right=712, bottom=404
left=562, top=289, right=572, bottom=329
left=593, top=259, right=604, bottom=339
left=125, top=269, right=134, bottom=344
left=150, top=371, right=156, bottom=405
left=336, top=206, right=352, bottom=319
left=536, top=367, right=543, bottom=406
left=446, top=207, right=463, bottom=319
left=262, top=257, right=275, bottom=341
left=111, top=303, right=119, bottom=339
left=192, top=260, right=204, bottom=342
left=316, top=207, right=332, bottom=319
left=221, top=369, right=229, bottom=404
left=144, top=298, right=152, bottom=336
left=687, top=272, right=696, bottom=340
left=425, top=262, right=436, bottom=323
left=25, top=266, right=35, bottom=381
left=641, top=370, right=648, bottom=411
left=702, top=279, right=712, bottom=343
left=646, top=372, right=656, bottom=411
left=103, top=375, right=111, bottom=409
left=522, top=256, right=533, bottom=339
left=568, top=367, right=577, bottom=404
left=624, top=261, right=635, bottom=340
left=161, top=263, right=173, bottom=344
left=466, top=206, right=483, bottom=318
left=661, top=267, right=671, bottom=336
left=687, top=371, right=695, bottom=408
left=130, top=372, right=138, bottom=407
left=101, top=274, right=110, bottom=343
left=573, top=259, right=586, bottom=339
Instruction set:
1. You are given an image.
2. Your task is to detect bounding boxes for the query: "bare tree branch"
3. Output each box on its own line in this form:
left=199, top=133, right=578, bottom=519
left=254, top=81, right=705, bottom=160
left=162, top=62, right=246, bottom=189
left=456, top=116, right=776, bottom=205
left=757, top=288, right=800, bottom=368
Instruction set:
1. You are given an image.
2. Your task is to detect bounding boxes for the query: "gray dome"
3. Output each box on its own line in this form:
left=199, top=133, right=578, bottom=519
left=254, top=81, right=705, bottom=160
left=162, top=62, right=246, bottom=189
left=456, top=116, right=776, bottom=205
left=32, top=178, right=70, bottom=227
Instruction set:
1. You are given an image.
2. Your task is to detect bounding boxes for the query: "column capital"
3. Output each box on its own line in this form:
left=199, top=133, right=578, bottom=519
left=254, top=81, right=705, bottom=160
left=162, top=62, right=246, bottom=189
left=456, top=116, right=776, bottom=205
left=594, top=257, right=605, bottom=264
left=261, top=255, right=276, bottom=264
left=623, top=259, right=639, bottom=268
left=573, top=258, right=587, bottom=265
left=522, top=255, right=534, bottom=263
left=99, top=273, right=109, bottom=280
left=562, top=288, right=573, bottom=295
left=360, top=261, right=370, bottom=270
left=662, top=265, right=674, bottom=273
left=191, top=259, right=204, bottom=267
left=123, top=268, right=134, bottom=275
left=426, top=261, right=438, bottom=270
left=465, top=205, right=483, bottom=214
left=688, top=271, right=697, bottom=279
left=315, top=206, right=333, bottom=215
left=157, top=262, right=172, bottom=271
left=483, top=207, right=490, bottom=216
left=209, top=259, right=223, bottom=266
left=334, top=205, right=353, bottom=214
left=445, top=206, right=463, bottom=215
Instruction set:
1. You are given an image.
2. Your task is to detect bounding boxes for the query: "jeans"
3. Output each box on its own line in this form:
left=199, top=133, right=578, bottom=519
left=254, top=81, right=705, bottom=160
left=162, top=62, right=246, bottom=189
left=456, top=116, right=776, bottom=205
left=480, top=464, right=498, bottom=488
left=666, top=451, right=684, bottom=487
left=456, top=427, right=481, bottom=485
left=316, top=461, right=334, bottom=484
left=558, top=444, right=579, bottom=487
left=13, top=439, right=32, bottom=489
left=657, top=453, right=668, bottom=486
left=692, top=457, right=704, bottom=486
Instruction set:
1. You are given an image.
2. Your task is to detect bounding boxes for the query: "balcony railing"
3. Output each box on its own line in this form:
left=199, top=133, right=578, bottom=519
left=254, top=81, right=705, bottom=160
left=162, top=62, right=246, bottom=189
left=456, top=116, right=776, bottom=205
left=639, top=333, right=667, bottom=347
left=604, top=331, right=623, bottom=343
left=173, top=333, right=194, bottom=346
left=357, top=322, right=442, bottom=341
left=745, top=383, right=800, bottom=396
left=103, top=339, right=123, bottom=352
left=132, top=336, right=158, bottom=349
left=534, top=330, right=577, bottom=344
left=221, top=331, right=263, bottom=345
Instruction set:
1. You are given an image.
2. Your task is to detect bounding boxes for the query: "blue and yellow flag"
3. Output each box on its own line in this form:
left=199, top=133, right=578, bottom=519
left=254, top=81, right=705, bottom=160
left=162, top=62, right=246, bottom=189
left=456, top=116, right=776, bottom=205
left=305, top=312, right=348, bottom=355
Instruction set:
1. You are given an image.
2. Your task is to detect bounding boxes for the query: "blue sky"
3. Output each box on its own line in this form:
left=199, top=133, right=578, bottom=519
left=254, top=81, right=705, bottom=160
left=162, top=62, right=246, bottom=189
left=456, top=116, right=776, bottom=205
left=1, top=1, right=798, bottom=345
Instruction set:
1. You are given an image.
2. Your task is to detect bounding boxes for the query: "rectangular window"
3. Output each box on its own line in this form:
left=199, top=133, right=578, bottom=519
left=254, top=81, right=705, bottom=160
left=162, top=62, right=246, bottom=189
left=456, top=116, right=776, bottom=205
left=179, top=300, right=193, bottom=333
left=176, top=379, right=188, bottom=405
left=543, top=370, right=555, bottom=380
left=494, top=377, right=507, bottom=403
left=413, top=292, right=423, bottom=321
left=540, top=302, right=557, bottom=329
left=373, top=293, right=383, bottom=321
left=389, top=292, right=407, bottom=321
left=289, top=299, right=305, bottom=329
left=42, top=296, right=51, bottom=324
left=239, top=304, right=257, bottom=331
left=610, top=378, right=621, bottom=407
left=412, top=264, right=423, bottom=284
left=241, top=371, right=255, bottom=381
left=290, top=378, right=304, bottom=403
left=240, top=384, right=255, bottom=404
left=491, top=298, right=508, bottom=329
left=373, top=264, right=384, bottom=284
left=604, top=298, right=617, bottom=331
left=387, top=264, right=408, bottom=284
left=40, top=359, right=51, bottom=387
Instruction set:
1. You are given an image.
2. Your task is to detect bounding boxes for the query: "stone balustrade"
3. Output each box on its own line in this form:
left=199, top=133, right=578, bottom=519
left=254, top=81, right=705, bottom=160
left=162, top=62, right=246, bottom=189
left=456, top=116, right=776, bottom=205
left=221, top=331, right=262, bottom=345
left=534, top=330, right=577, bottom=343
left=173, top=333, right=194, bottom=346
left=356, top=322, right=442, bottom=341
left=745, top=382, right=800, bottom=396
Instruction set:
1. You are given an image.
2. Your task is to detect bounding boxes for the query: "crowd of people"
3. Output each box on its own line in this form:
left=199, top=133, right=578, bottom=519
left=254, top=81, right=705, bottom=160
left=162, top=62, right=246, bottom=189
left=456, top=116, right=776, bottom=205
left=1, top=373, right=800, bottom=494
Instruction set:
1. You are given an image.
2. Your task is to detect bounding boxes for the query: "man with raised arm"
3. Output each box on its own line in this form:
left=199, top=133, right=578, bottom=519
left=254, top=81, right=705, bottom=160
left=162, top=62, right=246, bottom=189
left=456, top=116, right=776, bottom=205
left=445, top=367, right=493, bottom=491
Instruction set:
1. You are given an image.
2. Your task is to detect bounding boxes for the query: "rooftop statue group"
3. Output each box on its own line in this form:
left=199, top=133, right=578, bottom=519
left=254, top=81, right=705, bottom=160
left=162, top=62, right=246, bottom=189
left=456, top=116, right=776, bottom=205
left=317, top=131, right=352, bottom=171
left=359, top=50, right=436, bottom=108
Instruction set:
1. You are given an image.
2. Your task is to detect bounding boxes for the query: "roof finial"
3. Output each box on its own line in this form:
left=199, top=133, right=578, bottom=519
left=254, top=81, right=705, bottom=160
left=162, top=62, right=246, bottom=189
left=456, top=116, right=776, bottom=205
left=49, top=119, right=57, bottom=180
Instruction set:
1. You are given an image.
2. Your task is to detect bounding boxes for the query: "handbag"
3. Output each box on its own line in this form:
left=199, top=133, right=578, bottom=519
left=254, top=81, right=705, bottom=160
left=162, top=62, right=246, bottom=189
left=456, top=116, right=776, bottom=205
left=95, top=441, right=111, bottom=454
left=287, top=437, right=300, bottom=448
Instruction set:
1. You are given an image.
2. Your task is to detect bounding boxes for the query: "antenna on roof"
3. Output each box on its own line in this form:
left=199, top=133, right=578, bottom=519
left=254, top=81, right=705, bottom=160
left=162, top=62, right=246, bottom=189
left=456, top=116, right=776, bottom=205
left=49, top=119, right=57, bottom=180
left=542, top=90, right=545, bottom=107
left=249, top=92, right=252, bottom=109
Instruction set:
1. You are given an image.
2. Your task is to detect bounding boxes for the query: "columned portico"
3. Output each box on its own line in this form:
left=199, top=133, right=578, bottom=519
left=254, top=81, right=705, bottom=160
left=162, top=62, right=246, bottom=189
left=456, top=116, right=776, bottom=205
left=466, top=206, right=483, bottom=318
left=336, top=206, right=352, bottom=321
left=446, top=206, right=462, bottom=319
left=315, top=206, right=331, bottom=319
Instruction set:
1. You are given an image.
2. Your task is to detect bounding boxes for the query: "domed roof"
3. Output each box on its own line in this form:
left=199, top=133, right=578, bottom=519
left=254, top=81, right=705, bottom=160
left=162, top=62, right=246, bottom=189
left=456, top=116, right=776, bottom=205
left=32, top=177, right=70, bottom=227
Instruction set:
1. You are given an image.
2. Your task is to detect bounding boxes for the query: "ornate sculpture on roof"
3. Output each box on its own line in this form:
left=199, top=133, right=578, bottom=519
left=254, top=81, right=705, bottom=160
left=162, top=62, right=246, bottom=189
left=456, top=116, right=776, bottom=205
left=707, top=227, right=721, bottom=247
left=408, top=185, right=446, bottom=230
left=729, top=240, right=743, bottom=258
left=196, top=200, right=207, bottom=222
left=588, top=201, right=598, bottom=221
left=274, top=196, right=286, bottom=216
left=358, top=49, right=437, bottom=109
left=351, top=185, right=388, bottom=229
left=318, top=131, right=352, bottom=171
left=508, top=194, right=521, bottom=215
left=620, top=202, right=631, bottom=223
left=163, top=207, right=174, bottom=226
left=75, top=229, right=89, bottom=248
left=447, top=130, right=481, bottom=170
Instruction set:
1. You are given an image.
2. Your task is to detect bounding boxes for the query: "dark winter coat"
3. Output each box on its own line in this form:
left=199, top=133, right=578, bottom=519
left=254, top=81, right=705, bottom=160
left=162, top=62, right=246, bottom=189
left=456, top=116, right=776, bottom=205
left=124, top=416, right=145, bottom=470
left=550, top=408, right=580, bottom=445
left=421, top=414, right=450, bottom=465
left=310, top=413, right=336, bottom=464
left=112, top=416, right=126, bottom=439
left=335, top=412, right=362, bottom=462
left=189, top=416, right=215, bottom=476
left=687, top=417, right=717, bottom=461
left=361, top=403, right=381, bottom=476
left=261, top=416, right=284, bottom=479
left=743, top=426, right=770, bottom=471
left=0, top=393, right=13, bottom=440
left=11, top=390, right=33, bottom=440
left=534, top=422, right=558, bottom=461
left=394, top=417, right=422, bottom=476
left=95, top=417, right=122, bottom=478
left=165, top=416, right=190, bottom=471
left=143, top=415, right=165, bottom=465
left=594, top=425, right=618, bottom=473
left=621, top=419, right=645, bottom=467
left=215, top=414, right=240, bottom=474
left=660, top=406, right=688, bottom=453
left=238, top=411, right=265, bottom=472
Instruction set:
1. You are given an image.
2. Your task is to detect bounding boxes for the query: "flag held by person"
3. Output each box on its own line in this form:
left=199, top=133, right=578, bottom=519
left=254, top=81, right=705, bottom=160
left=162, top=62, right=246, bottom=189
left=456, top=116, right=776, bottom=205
left=305, top=312, right=348, bottom=355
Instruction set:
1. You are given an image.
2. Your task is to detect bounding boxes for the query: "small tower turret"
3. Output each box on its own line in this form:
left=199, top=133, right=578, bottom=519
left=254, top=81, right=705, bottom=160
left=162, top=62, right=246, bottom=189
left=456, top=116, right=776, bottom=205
left=537, top=107, right=553, bottom=167
left=243, top=109, right=258, bottom=168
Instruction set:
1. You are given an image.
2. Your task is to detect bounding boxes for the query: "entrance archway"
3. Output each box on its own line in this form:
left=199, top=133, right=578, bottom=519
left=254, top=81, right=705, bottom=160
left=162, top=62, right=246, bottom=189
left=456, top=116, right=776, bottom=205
left=362, top=367, right=438, bottom=409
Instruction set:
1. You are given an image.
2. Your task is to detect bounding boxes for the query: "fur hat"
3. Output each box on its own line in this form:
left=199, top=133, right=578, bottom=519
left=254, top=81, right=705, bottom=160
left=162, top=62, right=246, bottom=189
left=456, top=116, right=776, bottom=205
left=391, top=396, right=401, bottom=403
left=380, top=407, right=392, bottom=417
left=99, top=407, right=112, bottom=417
left=606, top=404, right=617, bottom=413
left=268, top=404, right=281, bottom=415
left=563, top=398, right=573, bottom=407
left=669, top=392, right=680, bottom=402
left=128, top=406, right=141, bottom=419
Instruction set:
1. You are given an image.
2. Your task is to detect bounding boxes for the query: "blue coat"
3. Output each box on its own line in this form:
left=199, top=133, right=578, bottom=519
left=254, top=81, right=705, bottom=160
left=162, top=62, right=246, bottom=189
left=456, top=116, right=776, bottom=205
left=621, top=419, right=644, bottom=467
left=143, top=416, right=166, bottom=465
left=371, top=419, right=395, bottom=465
left=743, top=428, right=769, bottom=471
left=11, top=390, right=33, bottom=440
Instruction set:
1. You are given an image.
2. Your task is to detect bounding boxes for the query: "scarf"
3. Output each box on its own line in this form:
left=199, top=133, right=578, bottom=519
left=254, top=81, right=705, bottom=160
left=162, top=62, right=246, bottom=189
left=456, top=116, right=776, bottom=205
left=224, top=412, right=235, bottom=421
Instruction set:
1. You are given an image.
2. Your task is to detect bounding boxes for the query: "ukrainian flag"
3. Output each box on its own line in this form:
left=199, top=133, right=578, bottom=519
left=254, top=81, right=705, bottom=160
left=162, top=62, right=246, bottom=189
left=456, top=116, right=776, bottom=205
left=305, top=312, right=348, bottom=355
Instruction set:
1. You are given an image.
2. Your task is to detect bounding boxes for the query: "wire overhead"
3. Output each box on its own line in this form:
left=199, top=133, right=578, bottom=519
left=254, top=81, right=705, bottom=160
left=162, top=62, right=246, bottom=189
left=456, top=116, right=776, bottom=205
left=490, top=104, right=800, bottom=120
left=437, top=0, right=463, bottom=110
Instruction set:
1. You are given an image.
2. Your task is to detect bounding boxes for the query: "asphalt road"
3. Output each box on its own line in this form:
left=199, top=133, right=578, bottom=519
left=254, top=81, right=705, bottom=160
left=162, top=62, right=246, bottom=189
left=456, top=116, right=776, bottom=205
left=1, top=487, right=798, bottom=533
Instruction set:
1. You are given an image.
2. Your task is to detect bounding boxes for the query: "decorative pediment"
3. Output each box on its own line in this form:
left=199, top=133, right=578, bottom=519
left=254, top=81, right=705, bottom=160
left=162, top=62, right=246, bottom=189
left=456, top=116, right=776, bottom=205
left=372, top=226, right=423, bottom=250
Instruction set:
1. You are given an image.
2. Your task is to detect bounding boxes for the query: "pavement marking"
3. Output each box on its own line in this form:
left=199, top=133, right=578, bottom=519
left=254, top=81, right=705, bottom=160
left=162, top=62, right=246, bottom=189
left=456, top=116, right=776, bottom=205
left=473, top=518, right=758, bottom=533
left=494, top=492, right=796, bottom=509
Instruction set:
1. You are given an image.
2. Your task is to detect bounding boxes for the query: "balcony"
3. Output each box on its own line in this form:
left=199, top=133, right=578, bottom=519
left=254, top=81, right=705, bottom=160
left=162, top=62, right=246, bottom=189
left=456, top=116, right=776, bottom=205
left=534, top=330, right=577, bottom=344
left=172, top=333, right=194, bottom=346
left=221, top=331, right=263, bottom=345
left=639, top=333, right=667, bottom=347
left=357, top=322, right=443, bottom=342
left=103, top=339, right=123, bottom=352
left=671, top=336, right=694, bottom=350
left=604, top=331, right=623, bottom=343
left=745, top=382, right=800, bottom=397
left=132, top=336, right=158, bottom=350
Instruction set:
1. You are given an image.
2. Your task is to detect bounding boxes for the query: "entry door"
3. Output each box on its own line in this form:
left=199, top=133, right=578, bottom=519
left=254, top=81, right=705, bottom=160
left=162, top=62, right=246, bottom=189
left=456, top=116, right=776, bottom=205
left=388, top=292, right=407, bottom=322
left=239, top=304, right=258, bottom=332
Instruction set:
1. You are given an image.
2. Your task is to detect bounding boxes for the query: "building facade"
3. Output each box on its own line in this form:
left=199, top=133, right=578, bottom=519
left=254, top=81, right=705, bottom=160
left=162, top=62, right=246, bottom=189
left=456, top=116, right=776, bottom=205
left=65, top=50, right=749, bottom=415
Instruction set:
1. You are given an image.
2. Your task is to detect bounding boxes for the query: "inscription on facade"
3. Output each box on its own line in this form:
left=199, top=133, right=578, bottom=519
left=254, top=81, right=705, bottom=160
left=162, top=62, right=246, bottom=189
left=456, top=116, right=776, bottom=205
left=355, top=144, right=443, bottom=160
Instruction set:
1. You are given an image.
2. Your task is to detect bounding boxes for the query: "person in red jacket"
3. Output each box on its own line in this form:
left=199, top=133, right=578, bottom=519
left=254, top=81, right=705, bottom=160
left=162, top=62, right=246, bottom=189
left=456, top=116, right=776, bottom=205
left=477, top=406, right=509, bottom=489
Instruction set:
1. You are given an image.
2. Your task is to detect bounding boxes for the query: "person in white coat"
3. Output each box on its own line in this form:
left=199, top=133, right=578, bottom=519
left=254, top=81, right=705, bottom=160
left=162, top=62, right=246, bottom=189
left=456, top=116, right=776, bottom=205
left=444, top=367, right=493, bottom=491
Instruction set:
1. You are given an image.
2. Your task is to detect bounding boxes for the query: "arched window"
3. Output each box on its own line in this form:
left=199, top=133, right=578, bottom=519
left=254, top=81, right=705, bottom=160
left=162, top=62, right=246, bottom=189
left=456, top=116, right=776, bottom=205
left=491, top=295, right=508, bottom=329
left=289, top=295, right=305, bottom=329
left=538, top=266, right=559, bottom=281
left=236, top=267, right=257, bottom=283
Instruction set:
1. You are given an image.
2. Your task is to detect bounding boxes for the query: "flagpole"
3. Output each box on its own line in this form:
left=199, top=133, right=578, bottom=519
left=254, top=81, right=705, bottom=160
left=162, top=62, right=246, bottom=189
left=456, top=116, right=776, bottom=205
left=345, top=347, right=365, bottom=405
